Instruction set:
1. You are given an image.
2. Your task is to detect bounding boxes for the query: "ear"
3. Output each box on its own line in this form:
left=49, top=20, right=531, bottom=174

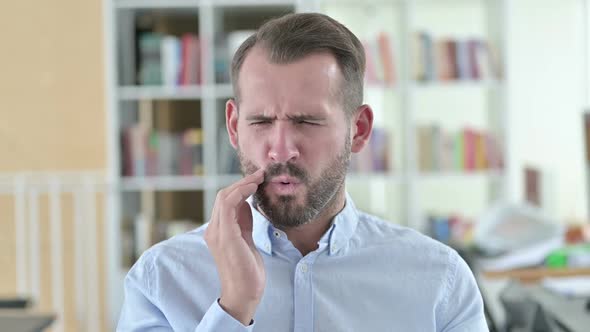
left=226, top=98, right=239, bottom=150
left=350, top=104, right=373, bottom=153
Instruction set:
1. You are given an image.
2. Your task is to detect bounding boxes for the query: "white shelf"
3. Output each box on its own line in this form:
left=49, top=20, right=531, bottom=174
left=416, top=169, right=504, bottom=181
left=121, top=176, right=209, bottom=191
left=115, top=0, right=202, bottom=9
left=119, top=174, right=244, bottom=191
left=118, top=84, right=234, bottom=100
left=347, top=172, right=403, bottom=183
left=115, top=0, right=297, bottom=9
left=409, top=79, right=501, bottom=91
left=214, top=84, right=234, bottom=99
left=121, top=173, right=411, bottom=191
left=212, top=0, right=298, bottom=7
left=118, top=85, right=204, bottom=100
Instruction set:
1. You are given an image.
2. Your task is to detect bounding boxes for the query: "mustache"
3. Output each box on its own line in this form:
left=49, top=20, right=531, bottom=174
left=263, top=162, right=309, bottom=184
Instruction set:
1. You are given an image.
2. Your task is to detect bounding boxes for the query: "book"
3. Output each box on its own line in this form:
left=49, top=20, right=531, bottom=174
left=463, top=128, right=477, bottom=171
left=415, top=124, right=502, bottom=172
left=418, top=31, right=436, bottom=81
left=467, top=39, right=480, bottom=79
left=121, top=128, right=133, bottom=176
left=361, top=32, right=397, bottom=86
left=377, top=32, right=396, bottom=86
left=182, top=128, right=204, bottom=175
left=121, top=126, right=204, bottom=177
left=455, top=40, right=471, bottom=80
left=436, top=40, right=452, bottom=81
left=350, top=127, right=392, bottom=173
left=131, top=125, right=148, bottom=177
left=475, top=131, right=487, bottom=169
left=161, top=35, right=182, bottom=86
left=370, top=128, right=391, bottom=171
left=180, top=34, right=201, bottom=85
left=412, top=32, right=425, bottom=81
left=446, top=40, right=458, bottom=79
left=525, top=166, right=541, bottom=206
left=417, top=125, right=433, bottom=171
left=475, top=40, right=492, bottom=79
left=412, top=32, right=500, bottom=82
left=138, top=33, right=162, bottom=85
left=455, top=131, right=465, bottom=171
left=431, top=125, right=442, bottom=170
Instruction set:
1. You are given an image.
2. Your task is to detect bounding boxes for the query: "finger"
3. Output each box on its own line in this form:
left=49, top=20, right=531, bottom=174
left=222, top=168, right=264, bottom=196
left=209, top=169, right=264, bottom=243
left=237, top=201, right=256, bottom=248
left=226, top=181, right=259, bottom=208
left=209, top=168, right=263, bottom=228
left=219, top=181, right=259, bottom=237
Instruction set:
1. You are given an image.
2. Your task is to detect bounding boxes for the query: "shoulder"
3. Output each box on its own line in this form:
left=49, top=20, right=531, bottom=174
left=353, top=211, right=483, bottom=318
left=125, top=224, right=213, bottom=288
left=149, top=223, right=210, bottom=260
left=354, top=211, right=457, bottom=263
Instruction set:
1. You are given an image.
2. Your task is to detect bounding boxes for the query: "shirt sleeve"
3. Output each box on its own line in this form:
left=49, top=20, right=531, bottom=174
left=116, top=251, right=255, bottom=332
left=438, top=251, right=489, bottom=332
left=116, top=252, right=173, bottom=332
left=195, top=299, right=255, bottom=332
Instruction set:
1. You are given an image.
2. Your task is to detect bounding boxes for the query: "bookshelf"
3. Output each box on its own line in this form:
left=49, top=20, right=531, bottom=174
left=103, top=0, right=509, bottom=326
left=320, top=0, right=509, bottom=234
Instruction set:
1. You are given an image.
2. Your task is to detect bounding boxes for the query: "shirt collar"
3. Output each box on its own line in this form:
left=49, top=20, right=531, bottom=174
left=248, top=192, right=360, bottom=256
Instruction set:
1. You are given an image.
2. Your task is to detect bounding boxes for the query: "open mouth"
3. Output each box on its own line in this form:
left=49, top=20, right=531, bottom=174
left=270, top=175, right=301, bottom=185
left=267, top=175, right=301, bottom=194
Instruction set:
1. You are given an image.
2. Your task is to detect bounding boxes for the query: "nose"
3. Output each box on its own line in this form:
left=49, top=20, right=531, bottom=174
left=267, top=121, right=300, bottom=163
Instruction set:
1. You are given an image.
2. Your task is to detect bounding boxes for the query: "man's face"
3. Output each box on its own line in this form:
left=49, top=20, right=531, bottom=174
left=227, top=46, right=351, bottom=229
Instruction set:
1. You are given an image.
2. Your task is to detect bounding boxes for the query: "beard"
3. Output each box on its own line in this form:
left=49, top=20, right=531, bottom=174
left=238, top=137, right=351, bottom=230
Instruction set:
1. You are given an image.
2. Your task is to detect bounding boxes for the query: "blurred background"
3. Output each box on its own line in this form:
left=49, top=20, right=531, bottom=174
left=1, top=0, right=590, bottom=331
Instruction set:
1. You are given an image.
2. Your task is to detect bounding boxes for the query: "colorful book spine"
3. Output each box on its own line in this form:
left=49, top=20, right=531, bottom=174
left=138, top=33, right=163, bottom=85
left=415, top=125, right=502, bottom=172
left=377, top=32, right=396, bottom=86
left=121, top=126, right=204, bottom=177
left=412, top=32, right=500, bottom=82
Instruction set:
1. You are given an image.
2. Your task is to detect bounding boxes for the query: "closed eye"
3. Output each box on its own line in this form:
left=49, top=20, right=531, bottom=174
left=249, top=120, right=272, bottom=126
left=295, top=119, right=321, bottom=126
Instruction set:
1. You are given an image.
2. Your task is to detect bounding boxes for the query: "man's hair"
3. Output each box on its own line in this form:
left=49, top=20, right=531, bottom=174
left=231, top=13, right=366, bottom=117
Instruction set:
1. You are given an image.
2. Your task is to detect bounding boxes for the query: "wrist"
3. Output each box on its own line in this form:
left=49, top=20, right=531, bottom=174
left=218, top=297, right=259, bottom=326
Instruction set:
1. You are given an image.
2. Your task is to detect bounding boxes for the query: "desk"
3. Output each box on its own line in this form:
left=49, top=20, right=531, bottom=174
left=524, top=285, right=590, bottom=332
left=0, top=310, right=54, bottom=332
left=482, top=267, right=590, bottom=283
left=498, top=281, right=590, bottom=332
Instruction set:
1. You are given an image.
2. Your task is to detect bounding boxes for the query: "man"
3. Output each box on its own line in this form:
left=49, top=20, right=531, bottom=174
left=117, top=13, right=488, bottom=332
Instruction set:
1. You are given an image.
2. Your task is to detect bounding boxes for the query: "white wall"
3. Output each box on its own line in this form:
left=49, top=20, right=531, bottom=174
left=506, top=0, right=588, bottom=221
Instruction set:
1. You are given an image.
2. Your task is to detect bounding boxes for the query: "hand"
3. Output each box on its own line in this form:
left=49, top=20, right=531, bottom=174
left=204, top=168, right=266, bottom=325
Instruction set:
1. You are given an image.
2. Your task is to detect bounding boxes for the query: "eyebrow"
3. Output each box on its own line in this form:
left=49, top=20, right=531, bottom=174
left=245, top=115, right=274, bottom=121
left=245, top=114, right=326, bottom=122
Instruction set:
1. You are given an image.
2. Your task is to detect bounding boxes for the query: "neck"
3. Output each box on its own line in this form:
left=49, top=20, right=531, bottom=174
left=282, top=188, right=347, bottom=256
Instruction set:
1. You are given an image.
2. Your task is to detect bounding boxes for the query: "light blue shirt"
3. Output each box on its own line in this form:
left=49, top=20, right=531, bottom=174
left=118, top=194, right=488, bottom=331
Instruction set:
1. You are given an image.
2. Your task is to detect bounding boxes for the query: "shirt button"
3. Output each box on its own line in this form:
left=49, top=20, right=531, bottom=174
left=300, top=263, right=308, bottom=273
